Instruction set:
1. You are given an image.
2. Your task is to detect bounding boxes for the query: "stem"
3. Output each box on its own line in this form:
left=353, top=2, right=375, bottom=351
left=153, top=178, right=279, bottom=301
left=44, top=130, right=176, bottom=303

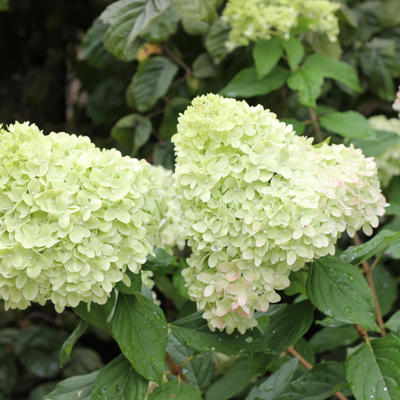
left=162, top=44, right=192, bottom=85
left=286, top=346, right=350, bottom=400
left=308, top=107, right=323, bottom=143
left=152, top=128, right=165, bottom=144
left=353, top=232, right=387, bottom=336
left=353, top=324, right=370, bottom=342
left=165, top=351, right=190, bottom=384
left=180, top=352, right=204, bottom=370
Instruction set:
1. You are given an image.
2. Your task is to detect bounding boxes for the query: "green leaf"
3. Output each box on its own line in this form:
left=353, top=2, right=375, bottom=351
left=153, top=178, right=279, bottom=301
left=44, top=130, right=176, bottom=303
left=91, top=354, right=148, bottom=400
left=372, top=264, right=398, bottom=317
left=116, top=268, right=142, bottom=295
left=60, top=321, right=90, bottom=367
left=143, top=248, right=179, bottom=273
left=0, top=0, right=8, bottom=11
left=153, top=274, right=188, bottom=310
left=159, top=97, right=191, bottom=140
left=353, top=130, right=400, bottom=157
left=280, top=118, right=305, bottom=136
left=205, top=356, right=254, bottom=400
left=339, top=230, right=400, bottom=266
left=205, top=19, right=231, bottom=64
left=63, top=347, right=103, bottom=378
left=385, top=310, right=400, bottom=337
left=149, top=380, right=202, bottom=400
left=287, top=67, right=323, bottom=108
left=309, top=325, right=359, bottom=353
left=139, top=3, right=181, bottom=42
left=73, top=290, right=117, bottom=334
left=87, top=77, right=127, bottom=125
left=110, top=293, right=168, bottom=384
left=100, top=0, right=171, bottom=61
left=219, top=66, right=289, bottom=98
left=172, top=0, right=218, bottom=22
left=193, top=53, right=218, bottom=79
left=307, top=33, right=342, bottom=60
left=111, top=114, right=152, bottom=156
left=306, top=257, right=379, bottom=332
left=313, top=136, right=331, bottom=148
left=14, top=326, right=65, bottom=378
left=182, top=18, right=209, bottom=35
left=172, top=260, right=191, bottom=300
left=81, top=19, right=117, bottom=68
left=253, top=37, right=284, bottom=80
left=320, top=111, right=376, bottom=140
left=45, top=371, right=99, bottom=400
left=170, top=312, right=272, bottom=356
left=304, top=54, right=361, bottom=92
left=167, top=334, right=215, bottom=391
left=276, top=362, right=347, bottom=400
left=153, top=141, right=175, bottom=170
left=346, top=335, right=400, bottom=400
left=281, top=36, right=305, bottom=71
left=245, top=358, right=299, bottom=400
left=360, top=38, right=396, bottom=101
left=127, top=56, right=178, bottom=112
left=0, top=347, right=17, bottom=395
left=29, top=382, right=58, bottom=400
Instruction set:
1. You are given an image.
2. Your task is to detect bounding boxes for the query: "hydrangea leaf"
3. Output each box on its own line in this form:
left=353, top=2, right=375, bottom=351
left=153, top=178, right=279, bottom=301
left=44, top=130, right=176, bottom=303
left=100, top=0, right=171, bottom=61
left=205, top=19, right=231, bottom=64
left=346, top=335, right=400, bottom=400
left=91, top=354, right=148, bottom=400
left=148, top=380, right=202, bottom=400
left=60, top=321, right=90, bottom=368
left=253, top=37, right=284, bottom=80
left=309, top=325, right=359, bottom=353
left=306, top=257, right=380, bottom=332
left=340, top=230, right=400, bottom=266
left=281, top=36, right=305, bottom=71
left=109, top=293, right=168, bottom=384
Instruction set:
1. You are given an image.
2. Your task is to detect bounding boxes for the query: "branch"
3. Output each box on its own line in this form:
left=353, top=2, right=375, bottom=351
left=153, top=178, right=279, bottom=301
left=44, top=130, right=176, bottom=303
left=165, top=351, right=190, bottom=384
left=286, top=346, right=350, bottom=400
left=353, top=232, right=387, bottom=336
left=308, top=107, right=323, bottom=143
left=353, top=324, right=370, bottom=342
left=162, top=44, right=192, bottom=85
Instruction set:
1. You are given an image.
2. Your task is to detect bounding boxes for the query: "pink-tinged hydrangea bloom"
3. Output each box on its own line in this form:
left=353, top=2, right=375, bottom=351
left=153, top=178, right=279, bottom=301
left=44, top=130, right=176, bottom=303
left=173, top=94, right=386, bottom=334
left=0, top=122, right=167, bottom=312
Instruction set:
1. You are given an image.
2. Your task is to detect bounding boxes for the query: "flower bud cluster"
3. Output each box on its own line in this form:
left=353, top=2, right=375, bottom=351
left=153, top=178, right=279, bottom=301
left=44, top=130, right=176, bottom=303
left=172, top=94, right=386, bottom=334
left=368, top=115, right=400, bottom=188
left=0, top=122, right=166, bottom=312
left=222, top=0, right=340, bottom=50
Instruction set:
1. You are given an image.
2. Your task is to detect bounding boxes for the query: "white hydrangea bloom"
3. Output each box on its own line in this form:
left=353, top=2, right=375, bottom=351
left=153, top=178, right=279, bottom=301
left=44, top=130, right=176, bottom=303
left=222, top=0, right=340, bottom=50
left=0, top=122, right=167, bottom=312
left=150, top=165, right=185, bottom=252
left=393, top=86, right=400, bottom=117
left=173, top=94, right=386, bottom=334
left=368, top=115, right=400, bottom=188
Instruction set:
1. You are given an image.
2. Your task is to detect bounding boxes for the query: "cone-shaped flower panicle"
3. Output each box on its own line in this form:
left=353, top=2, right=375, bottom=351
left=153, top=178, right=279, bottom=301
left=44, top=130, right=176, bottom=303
left=0, top=122, right=167, bottom=312
left=222, top=0, right=340, bottom=50
left=172, top=94, right=386, bottom=334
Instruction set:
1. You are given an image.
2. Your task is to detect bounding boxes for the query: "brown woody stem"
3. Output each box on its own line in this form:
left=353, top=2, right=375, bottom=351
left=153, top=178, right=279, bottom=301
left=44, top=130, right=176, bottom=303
left=286, top=346, right=350, bottom=400
left=353, top=232, right=387, bottom=336
left=165, top=351, right=190, bottom=384
left=308, top=107, right=323, bottom=143
left=353, top=324, right=370, bottom=342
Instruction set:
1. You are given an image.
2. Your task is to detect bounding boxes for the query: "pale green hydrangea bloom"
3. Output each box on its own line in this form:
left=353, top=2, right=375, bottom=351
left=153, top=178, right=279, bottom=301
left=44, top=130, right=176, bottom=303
left=0, top=122, right=167, bottom=312
left=222, top=0, right=340, bottom=50
left=150, top=165, right=185, bottom=252
left=173, top=94, right=386, bottom=334
left=368, top=115, right=400, bottom=188
left=393, top=86, right=400, bottom=118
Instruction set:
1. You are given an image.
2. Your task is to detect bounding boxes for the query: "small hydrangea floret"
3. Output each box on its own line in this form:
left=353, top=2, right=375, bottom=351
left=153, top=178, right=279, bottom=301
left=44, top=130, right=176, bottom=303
left=172, top=94, right=386, bottom=334
left=0, top=122, right=167, bottom=312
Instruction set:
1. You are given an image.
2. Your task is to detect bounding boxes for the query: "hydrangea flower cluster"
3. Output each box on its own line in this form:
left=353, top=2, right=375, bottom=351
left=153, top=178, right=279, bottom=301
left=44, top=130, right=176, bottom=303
left=0, top=122, right=166, bottom=312
left=368, top=115, right=400, bottom=188
left=393, top=86, right=400, bottom=118
left=172, top=94, right=386, bottom=334
left=151, top=165, right=185, bottom=253
left=222, top=0, right=340, bottom=50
